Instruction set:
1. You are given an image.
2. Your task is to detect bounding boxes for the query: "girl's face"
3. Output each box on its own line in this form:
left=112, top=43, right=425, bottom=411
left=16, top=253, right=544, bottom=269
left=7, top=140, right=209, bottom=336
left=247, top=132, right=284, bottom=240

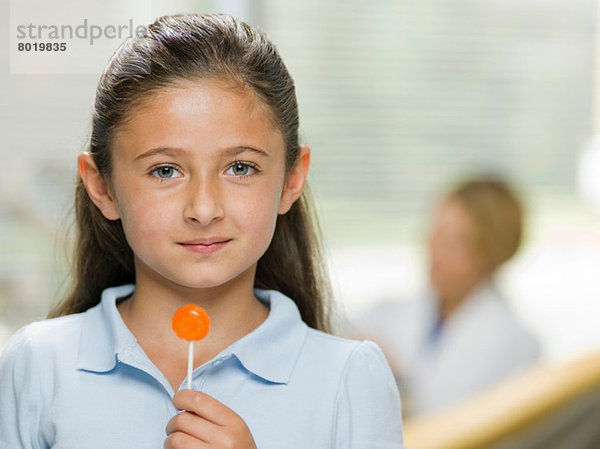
left=84, top=79, right=307, bottom=292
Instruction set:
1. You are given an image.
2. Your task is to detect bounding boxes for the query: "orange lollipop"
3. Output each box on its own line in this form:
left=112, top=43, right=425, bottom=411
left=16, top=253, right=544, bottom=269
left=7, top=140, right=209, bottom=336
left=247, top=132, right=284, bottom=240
left=172, top=304, right=210, bottom=390
left=172, top=304, right=210, bottom=341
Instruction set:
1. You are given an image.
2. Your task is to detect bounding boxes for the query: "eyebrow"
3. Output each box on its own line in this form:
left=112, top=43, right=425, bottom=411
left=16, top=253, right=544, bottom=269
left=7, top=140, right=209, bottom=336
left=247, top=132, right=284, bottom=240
left=134, top=147, right=186, bottom=161
left=226, top=146, right=271, bottom=158
left=133, top=145, right=271, bottom=162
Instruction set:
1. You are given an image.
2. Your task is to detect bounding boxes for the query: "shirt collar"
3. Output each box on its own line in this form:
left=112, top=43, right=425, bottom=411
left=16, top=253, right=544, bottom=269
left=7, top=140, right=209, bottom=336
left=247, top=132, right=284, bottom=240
left=77, top=284, right=137, bottom=373
left=224, top=288, right=308, bottom=384
left=76, top=285, right=308, bottom=385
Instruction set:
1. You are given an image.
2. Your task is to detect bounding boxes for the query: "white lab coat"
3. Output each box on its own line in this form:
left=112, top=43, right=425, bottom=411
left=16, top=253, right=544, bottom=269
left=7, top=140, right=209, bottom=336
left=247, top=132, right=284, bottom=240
left=359, top=282, right=540, bottom=417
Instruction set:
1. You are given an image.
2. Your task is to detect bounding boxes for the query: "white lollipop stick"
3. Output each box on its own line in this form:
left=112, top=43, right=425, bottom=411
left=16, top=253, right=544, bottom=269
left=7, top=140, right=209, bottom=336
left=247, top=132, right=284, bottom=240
left=187, top=341, right=194, bottom=390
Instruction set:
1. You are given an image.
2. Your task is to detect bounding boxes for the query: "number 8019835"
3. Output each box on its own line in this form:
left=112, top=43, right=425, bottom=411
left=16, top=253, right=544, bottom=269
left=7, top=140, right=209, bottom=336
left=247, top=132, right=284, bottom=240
left=17, top=42, right=67, bottom=51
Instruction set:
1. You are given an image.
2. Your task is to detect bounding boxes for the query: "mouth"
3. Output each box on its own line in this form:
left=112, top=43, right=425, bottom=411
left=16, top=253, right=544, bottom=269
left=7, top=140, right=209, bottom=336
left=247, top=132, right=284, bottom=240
left=178, top=237, right=232, bottom=254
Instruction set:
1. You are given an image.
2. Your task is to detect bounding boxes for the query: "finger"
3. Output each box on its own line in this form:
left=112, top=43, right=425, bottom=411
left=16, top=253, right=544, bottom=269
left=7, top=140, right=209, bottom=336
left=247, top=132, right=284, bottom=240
left=164, top=430, right=209, bottom=449
left=165, top=411, right=219, bottom=442
left=173, top=390, right=238, bottom=426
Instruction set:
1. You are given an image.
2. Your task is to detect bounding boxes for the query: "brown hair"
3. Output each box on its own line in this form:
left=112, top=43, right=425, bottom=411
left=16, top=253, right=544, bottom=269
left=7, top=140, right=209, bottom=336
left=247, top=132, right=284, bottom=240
left=49, top=13, right=332, bottom=332
left=447, top=177, right=524, bottom=272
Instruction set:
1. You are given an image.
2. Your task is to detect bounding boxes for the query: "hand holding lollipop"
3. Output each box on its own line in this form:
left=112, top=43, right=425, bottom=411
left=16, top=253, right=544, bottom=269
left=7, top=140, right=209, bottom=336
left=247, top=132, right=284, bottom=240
left=172, top=305, right=210, bottom=390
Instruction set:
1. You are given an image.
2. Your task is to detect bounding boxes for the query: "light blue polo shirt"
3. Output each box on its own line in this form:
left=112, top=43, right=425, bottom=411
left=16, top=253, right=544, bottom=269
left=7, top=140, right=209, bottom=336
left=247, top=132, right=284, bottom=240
left=0, top=284, right=406, bottom=448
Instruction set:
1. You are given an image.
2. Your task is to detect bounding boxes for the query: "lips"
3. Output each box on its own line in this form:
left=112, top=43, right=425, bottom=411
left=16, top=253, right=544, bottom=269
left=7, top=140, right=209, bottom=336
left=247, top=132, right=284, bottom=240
left=180, top=237, right=231, bottom=245
left=178, top=237, right=232, bottom=254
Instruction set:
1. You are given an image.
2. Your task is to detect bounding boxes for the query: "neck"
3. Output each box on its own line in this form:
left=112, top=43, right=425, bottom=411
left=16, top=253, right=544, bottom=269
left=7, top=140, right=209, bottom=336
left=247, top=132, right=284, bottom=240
left=117, top=258, right=269, bottom=366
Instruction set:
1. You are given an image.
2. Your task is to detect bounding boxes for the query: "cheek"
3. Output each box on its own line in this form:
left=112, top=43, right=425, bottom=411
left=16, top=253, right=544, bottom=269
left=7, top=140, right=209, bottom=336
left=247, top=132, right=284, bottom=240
left=229, top=184, right=281, bottom=238
left=445, top=250, right=482, bottom=282
left=115, top=189, right=177, bottom=243
left=225, top=177, right=284, bottom=263
left=431, top=240, right=469, bottom=279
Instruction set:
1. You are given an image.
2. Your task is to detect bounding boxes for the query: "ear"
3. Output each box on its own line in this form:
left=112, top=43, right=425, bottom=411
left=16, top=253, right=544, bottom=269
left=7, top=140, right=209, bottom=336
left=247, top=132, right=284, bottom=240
left=78, top=152, right=120, bottom=220
left=278, top=145, right=311, bottom=215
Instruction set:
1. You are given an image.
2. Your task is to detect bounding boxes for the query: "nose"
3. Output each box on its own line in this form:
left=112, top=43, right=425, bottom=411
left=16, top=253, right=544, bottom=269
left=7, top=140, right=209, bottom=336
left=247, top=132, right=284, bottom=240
left=183, top=174, right=224, bottom=226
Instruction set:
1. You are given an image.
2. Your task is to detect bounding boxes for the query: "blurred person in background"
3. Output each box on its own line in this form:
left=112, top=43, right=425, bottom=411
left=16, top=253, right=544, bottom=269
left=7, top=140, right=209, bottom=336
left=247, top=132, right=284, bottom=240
left=358, top=177, right=540, bottom=417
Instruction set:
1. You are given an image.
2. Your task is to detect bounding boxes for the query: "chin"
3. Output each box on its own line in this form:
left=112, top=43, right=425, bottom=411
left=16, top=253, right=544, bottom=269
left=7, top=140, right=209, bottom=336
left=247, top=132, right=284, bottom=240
left=171, top=269, right=251, bottom=291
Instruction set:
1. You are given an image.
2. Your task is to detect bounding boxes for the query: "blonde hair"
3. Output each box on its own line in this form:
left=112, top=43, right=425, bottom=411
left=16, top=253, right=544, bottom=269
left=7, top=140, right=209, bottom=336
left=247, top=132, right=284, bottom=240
left=447, top=178, right=524, bottom=272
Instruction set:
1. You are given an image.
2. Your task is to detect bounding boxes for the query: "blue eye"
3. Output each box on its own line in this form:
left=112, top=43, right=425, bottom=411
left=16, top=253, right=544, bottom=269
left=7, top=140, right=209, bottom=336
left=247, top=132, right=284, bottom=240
left=151, top=165, right=182, bottom=179
left=227, top=162, right=257, bottom=177
left=233, top=163, right=249, bottom=176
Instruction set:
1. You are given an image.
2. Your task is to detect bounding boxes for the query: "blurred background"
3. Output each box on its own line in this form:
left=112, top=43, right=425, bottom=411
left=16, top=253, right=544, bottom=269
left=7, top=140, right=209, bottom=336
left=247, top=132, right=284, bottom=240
left=2, top=0, right=600, bottom=447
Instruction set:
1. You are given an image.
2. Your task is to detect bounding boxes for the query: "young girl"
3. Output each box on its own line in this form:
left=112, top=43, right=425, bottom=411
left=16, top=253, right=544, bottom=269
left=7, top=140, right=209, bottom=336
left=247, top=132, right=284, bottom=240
left=0, top=14, right=405, bottom=448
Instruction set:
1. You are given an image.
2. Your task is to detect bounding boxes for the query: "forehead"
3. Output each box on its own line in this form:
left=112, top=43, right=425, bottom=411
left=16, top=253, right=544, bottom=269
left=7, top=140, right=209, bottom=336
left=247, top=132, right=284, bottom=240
left=112, top=78, right=284, bottom=157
